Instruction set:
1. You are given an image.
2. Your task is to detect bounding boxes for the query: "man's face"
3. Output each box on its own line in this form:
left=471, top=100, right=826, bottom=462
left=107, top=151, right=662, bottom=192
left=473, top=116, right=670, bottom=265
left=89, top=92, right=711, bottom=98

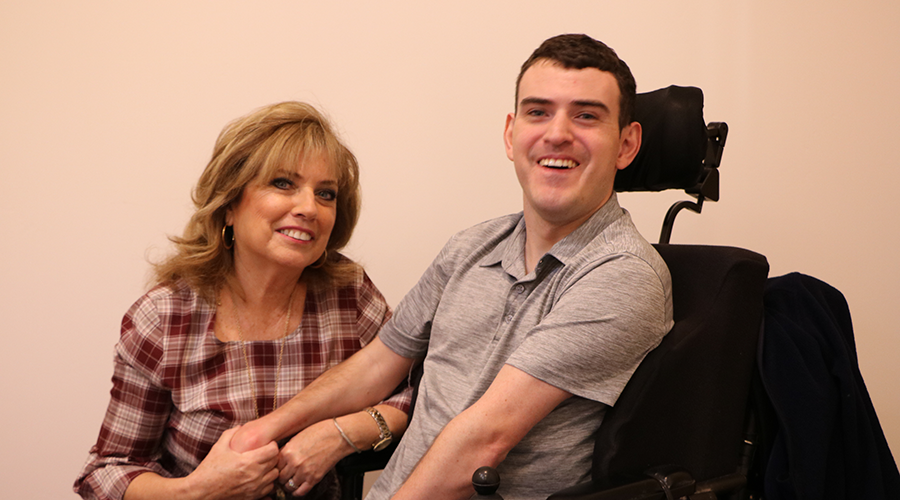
left=504, top=60, right=641, bottom=229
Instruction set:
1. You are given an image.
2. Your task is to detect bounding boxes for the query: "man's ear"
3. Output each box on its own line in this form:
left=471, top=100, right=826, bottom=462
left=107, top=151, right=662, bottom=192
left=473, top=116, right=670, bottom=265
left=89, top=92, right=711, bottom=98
left=615, top=121, right=642, bottom=171
left=503, top=113, right=516, bottom=161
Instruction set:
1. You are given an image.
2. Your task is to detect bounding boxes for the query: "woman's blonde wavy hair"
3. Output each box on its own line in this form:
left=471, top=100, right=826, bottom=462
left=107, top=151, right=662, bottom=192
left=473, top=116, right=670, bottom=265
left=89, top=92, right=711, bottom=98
left=152, top=101, right=361, bottom=303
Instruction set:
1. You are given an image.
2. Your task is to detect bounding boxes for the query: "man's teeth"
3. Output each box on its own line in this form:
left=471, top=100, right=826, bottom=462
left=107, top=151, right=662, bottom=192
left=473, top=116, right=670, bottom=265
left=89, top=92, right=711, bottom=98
left=279, top=229, right=312, bottom=241
left=539, top=158, right=579, bottom=169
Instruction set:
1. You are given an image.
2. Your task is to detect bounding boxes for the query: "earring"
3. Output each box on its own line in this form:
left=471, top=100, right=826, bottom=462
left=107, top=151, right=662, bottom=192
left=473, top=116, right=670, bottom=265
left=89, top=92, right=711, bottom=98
left=310, top=249, right=328, bottom=269
left=222, top=225, right=234, bottom=250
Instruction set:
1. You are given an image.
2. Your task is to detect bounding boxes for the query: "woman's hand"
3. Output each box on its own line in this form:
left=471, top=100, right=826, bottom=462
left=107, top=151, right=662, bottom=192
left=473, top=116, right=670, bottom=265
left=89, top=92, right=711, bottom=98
left=231, top=418, right=279, bottom=453
left=188, top=426, right=281, bottom=500
left=277, top=419, right=353, bottom=497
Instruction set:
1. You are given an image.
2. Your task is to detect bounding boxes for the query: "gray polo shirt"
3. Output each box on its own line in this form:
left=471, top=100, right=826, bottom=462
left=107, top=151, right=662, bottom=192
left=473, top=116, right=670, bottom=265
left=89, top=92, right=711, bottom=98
left=369, top=194, right=673, bottom=500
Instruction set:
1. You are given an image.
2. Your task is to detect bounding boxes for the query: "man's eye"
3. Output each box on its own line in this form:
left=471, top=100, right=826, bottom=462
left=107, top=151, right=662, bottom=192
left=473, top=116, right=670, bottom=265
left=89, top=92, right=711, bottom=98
left=271, top=178, right=293, bottom=189
left=317, top=189, right=337, bottom=201
left=526, top=109, right=547, bottom=117
left=576, top=112, right=598, bottom=120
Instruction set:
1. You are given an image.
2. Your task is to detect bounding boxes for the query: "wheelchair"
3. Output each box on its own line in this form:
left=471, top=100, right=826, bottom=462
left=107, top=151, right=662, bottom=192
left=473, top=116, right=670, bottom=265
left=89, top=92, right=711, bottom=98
left=336, top=85, right=900, bottom=500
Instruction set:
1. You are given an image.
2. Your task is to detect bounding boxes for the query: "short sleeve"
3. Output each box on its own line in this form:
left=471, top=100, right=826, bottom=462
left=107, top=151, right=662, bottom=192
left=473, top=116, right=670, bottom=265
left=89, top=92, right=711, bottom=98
left=506, top=254, right=671, bottom=406
left=377, top=239, right=455, bottom=360
left=355, top=270, right=392, bottom=347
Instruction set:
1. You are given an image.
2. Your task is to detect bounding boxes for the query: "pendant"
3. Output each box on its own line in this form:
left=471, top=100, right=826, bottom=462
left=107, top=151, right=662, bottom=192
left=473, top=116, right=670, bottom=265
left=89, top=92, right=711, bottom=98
left=275, top=489, right=287, bottom=500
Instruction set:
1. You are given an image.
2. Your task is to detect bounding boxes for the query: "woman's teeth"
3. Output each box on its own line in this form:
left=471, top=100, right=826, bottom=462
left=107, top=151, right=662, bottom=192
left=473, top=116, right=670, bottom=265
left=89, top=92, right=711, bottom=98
left=279, top=229, right=312, bottom=241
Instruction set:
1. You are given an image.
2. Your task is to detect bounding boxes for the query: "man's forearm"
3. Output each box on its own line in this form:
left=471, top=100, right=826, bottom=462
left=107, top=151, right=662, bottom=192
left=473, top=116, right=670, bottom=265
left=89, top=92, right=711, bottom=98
left=391, top=407, right=512, bottom=500
left=392, top=364, right=571, bottom=499
left=231, top=337, right=414, bottom=452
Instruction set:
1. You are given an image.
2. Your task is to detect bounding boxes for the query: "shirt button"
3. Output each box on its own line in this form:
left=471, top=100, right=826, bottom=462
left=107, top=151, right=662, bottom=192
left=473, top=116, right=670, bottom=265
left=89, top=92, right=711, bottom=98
left=515, top=284, right=525, bottom=294
left=504, top=314, right=514, bottom=323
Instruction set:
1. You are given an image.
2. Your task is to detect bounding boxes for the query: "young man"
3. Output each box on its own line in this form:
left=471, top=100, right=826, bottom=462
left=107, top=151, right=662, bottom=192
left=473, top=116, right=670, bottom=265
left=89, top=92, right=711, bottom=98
left=233, top=34, right=673, bottom=500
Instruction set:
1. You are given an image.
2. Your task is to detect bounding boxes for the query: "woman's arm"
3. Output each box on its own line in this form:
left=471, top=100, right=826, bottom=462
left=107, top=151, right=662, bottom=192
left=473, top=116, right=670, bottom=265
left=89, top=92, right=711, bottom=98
left=275, top=404, right=408, bottom=496
left=124, top=427, right=280, bottom=500
left=76, top=291, right=282, bottom=500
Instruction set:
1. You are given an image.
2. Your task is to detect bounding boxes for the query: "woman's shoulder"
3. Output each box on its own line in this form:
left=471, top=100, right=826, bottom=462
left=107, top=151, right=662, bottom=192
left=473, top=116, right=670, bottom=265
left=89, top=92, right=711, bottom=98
left=118, top=280, right=215, bottom=377
left=129, top=280, right=211, bottom=320
left=122, top=281, right=213, bottom=343
left=313, top=253, right=366, bottom=290
left=309, top=254, right=388, bottom=311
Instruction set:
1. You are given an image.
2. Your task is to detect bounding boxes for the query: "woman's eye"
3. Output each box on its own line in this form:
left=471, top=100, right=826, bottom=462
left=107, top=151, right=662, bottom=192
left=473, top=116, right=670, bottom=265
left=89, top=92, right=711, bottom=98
left=271, top=178, right=293, bottom=189
left=317, top=189, right=337, bottom=201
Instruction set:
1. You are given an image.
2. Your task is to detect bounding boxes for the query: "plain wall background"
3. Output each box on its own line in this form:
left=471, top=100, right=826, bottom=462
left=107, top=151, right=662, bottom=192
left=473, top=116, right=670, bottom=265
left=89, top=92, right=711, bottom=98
left=2, top=1, right=898, bottom=496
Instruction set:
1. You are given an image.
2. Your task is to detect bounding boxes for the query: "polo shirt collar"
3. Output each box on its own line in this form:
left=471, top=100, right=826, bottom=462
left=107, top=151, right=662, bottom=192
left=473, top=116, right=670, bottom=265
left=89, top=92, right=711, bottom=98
left=480, top=193, right=625, bottom=276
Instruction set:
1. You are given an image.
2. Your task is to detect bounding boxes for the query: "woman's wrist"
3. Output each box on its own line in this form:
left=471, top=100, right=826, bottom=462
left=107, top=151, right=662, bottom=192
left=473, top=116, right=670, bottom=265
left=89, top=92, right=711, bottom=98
left=332, top=411, right=383, bottom=453
left=125, top=472, right=199, bottom=500
left=332, top=417, right=364, bottom=453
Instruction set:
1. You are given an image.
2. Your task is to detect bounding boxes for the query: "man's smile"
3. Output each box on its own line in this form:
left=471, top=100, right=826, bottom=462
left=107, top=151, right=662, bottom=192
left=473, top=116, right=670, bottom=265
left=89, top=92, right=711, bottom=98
left=538, top=158, right=580, bottom=169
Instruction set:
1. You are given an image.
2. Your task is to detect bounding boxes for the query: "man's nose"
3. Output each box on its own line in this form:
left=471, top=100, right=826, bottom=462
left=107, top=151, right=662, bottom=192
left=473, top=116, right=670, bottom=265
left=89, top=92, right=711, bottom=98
left=544, top=114, right=573, bottom=145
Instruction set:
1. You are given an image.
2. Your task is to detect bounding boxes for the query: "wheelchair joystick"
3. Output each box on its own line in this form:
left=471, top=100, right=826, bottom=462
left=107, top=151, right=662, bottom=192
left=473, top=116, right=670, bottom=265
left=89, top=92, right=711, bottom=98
left=470, top=466, right=503, bottom=499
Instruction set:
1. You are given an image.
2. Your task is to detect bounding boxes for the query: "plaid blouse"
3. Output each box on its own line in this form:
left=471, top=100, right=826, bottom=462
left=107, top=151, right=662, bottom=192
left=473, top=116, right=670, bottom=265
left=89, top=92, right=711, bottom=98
left=74, top=266, right=410, bottom=500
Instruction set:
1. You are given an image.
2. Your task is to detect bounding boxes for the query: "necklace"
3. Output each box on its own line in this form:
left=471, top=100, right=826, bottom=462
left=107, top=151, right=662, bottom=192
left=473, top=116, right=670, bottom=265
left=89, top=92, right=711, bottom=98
left=228, top=285, right=296, bottom=419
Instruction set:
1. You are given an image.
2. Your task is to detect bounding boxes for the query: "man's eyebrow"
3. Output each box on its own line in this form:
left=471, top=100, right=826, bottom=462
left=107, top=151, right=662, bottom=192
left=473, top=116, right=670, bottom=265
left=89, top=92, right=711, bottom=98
left=572, top=99, right=610, bottom=112
left=519, top=97, right=553, bottom=107
left=518, top=97, right=610, bottom=113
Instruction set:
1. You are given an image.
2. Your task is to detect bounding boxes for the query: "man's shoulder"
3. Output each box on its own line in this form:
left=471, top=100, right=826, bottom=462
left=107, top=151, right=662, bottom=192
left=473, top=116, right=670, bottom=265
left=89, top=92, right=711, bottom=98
left=578, top=211, right=671, bottom=286
left=439, top=212, right=522, bottom=255
left=452, top=212, right=522, bottom=240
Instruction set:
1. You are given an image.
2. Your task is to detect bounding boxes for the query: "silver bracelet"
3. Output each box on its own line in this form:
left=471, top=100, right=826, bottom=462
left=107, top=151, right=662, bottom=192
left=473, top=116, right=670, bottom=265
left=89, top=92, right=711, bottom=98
left=333, top=417, right=363, bottom=454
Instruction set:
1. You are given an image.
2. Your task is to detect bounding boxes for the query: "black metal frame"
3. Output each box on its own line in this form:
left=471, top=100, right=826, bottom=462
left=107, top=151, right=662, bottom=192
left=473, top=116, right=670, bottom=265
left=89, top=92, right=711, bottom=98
left=658, top=122, right=727, bottom=244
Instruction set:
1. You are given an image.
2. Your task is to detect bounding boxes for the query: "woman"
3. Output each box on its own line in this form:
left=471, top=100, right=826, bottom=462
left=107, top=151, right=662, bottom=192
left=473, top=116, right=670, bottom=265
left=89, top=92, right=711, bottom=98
left=75, top=102, right=410, bottom=500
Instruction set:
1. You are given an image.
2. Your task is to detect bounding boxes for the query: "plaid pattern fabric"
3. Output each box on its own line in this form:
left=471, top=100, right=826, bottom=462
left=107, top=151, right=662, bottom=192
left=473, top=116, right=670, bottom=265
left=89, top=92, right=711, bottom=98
left=75, top=267, right=407, bottom=500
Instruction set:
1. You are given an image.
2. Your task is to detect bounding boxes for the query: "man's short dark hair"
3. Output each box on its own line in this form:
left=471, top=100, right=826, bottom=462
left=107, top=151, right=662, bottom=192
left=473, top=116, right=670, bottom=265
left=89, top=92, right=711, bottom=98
left=515, top=34, right=636, bottom=130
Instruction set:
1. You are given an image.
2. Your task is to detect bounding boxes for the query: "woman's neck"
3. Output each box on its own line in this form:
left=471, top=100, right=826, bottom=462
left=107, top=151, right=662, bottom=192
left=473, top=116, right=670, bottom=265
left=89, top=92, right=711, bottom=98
left=217, top=268, right=307, bottom=342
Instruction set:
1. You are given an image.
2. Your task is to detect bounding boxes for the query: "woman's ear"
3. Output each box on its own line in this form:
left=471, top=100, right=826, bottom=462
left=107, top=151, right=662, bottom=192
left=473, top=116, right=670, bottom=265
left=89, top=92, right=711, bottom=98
left=224, top=205, right=234, bottom=226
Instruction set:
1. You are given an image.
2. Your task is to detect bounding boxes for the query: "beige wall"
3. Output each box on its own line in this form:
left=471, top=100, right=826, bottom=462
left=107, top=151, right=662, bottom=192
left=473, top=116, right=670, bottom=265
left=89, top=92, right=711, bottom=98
left=2, top=1, right=898, bottom=496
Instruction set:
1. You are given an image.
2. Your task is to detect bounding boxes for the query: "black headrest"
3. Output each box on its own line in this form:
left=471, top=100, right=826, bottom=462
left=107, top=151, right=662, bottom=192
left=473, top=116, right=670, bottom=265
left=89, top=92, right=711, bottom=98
left=614, top=86, right=707, bottom=192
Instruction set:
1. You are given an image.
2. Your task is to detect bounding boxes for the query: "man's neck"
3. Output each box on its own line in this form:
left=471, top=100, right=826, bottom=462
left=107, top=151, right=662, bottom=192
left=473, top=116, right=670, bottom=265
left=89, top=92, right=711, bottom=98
left=521, top=194, right=613, bottom=275
left=521, top=208, right=589, bottom=275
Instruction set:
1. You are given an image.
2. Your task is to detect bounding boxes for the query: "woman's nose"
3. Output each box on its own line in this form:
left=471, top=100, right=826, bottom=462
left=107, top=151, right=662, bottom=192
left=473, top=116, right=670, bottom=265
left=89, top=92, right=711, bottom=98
left=292, top=189, right=318, bottom=220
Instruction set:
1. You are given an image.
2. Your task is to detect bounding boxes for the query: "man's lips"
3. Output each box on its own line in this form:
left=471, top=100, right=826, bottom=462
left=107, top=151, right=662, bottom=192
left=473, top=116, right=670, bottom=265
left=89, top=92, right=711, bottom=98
left=539, top=158, right=579, bottom=169
left=277, top=228, right=312, bottom=241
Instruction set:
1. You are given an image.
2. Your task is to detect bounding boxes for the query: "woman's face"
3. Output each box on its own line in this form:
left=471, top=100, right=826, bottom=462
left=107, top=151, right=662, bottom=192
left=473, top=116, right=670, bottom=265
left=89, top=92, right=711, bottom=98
left=226, top=152, right=338, bottom=277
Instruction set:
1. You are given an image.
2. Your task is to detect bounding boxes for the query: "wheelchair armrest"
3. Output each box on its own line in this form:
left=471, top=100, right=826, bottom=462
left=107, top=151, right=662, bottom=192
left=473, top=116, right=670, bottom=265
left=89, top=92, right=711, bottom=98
left=468, top=465, right=745, bottom=500
left=547, top=466, right=696, bottom=500
left=544, top=468, right=746, bottom=500
left=547, top=478, right=676, bottom=500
